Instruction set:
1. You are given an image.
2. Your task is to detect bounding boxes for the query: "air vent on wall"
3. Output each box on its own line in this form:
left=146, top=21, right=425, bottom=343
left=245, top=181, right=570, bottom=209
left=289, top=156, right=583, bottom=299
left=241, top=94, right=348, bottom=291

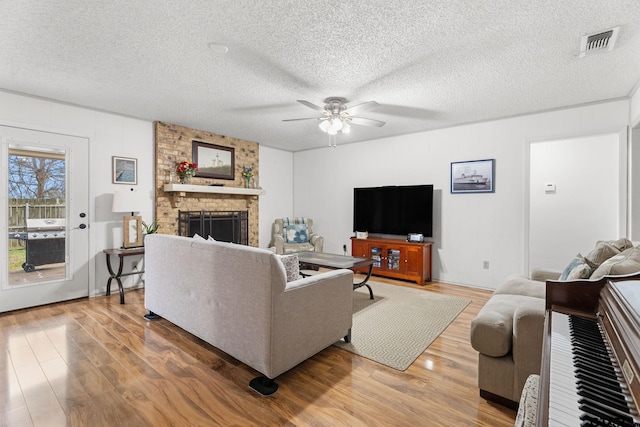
left=580, top=27, right=619, bottom=57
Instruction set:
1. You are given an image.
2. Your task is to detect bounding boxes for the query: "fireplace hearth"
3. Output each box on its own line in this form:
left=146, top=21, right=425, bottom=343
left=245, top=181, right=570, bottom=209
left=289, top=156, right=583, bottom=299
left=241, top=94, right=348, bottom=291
left=178, top=210, right=248, bottom=245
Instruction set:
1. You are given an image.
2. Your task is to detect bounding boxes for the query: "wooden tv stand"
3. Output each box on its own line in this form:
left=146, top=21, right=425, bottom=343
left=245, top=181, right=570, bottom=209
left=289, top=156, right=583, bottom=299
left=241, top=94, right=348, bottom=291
left=351, top=237, right=432, bottom=285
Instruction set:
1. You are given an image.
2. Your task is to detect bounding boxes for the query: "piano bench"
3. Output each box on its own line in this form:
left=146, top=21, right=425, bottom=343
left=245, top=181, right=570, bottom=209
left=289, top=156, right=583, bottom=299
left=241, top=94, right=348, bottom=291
left=514, top=374, right=539, bottom=427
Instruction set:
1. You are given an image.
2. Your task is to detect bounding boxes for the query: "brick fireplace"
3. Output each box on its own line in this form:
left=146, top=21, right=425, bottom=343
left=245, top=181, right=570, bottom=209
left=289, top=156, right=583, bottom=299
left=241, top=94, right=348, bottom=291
left=154, top=122, right=260, bottom=246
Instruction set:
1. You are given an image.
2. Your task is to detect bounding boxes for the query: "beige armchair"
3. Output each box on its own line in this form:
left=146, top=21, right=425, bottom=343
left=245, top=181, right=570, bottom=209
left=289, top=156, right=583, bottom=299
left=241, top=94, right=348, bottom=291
left=270, top=217, right=324, bottom=254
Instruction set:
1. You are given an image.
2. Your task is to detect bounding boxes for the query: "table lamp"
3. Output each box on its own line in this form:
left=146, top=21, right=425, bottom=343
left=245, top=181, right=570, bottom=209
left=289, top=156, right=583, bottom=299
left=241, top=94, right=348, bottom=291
left=112, top=188, right=145, bottom=248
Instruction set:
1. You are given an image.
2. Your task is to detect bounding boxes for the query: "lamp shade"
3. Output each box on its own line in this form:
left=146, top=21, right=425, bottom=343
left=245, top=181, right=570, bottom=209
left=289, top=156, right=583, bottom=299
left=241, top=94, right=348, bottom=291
left=112, top=189, right=145, bottom=213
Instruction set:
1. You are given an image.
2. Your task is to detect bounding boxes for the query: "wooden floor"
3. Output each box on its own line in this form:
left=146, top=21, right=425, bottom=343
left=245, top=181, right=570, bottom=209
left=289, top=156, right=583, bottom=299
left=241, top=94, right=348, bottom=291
left=0, top=277, right=516, bottom=427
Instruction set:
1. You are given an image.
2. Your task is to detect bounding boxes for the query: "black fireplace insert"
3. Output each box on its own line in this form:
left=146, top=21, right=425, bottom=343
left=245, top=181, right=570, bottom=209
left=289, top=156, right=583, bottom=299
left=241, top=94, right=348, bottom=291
left=178, top=210, right=248, bottom=245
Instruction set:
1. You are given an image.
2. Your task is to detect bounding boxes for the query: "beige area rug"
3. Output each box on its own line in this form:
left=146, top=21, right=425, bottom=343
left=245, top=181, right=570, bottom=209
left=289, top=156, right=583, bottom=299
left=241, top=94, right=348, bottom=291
left=333, top=281, right=471, bottom=371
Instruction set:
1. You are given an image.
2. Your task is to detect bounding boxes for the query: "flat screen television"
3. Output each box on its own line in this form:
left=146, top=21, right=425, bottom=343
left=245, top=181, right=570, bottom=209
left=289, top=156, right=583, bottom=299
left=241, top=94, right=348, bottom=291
left=353, top=185, right=434, bottom=237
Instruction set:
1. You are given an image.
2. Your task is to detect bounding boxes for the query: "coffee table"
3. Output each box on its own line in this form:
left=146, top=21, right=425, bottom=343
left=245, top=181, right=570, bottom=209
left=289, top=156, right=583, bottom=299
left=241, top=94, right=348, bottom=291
left=296, top=251, right=375, bottom=299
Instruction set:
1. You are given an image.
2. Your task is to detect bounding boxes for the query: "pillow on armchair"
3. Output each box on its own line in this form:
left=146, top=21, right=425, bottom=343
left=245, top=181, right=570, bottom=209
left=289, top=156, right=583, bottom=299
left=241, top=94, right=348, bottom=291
left=284, top=223, right=309, bottom=244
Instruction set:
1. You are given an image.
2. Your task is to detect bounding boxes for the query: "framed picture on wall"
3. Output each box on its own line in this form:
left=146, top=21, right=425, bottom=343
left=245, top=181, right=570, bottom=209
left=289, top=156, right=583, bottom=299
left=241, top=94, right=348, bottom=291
left=192, top=140, right=235, bottom=180
left=450, top=159, right=495, bottom=193
left=112, top=156, right=137, bottom=185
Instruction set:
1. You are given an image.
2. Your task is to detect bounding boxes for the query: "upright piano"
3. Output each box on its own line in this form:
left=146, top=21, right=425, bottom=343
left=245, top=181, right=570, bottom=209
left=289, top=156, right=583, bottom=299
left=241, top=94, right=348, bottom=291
left=537, top=273, right=640, bottom=426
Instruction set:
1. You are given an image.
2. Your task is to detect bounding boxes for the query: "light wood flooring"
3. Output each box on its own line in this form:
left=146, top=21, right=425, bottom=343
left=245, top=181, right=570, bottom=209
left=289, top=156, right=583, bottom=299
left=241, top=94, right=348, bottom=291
left=0, top=277, right=516, bottom=426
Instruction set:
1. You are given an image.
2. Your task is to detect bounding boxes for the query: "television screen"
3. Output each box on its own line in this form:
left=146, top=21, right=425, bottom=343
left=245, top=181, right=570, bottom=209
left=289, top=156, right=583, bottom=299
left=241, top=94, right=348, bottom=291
left=353, top=185, right=433, bottom=237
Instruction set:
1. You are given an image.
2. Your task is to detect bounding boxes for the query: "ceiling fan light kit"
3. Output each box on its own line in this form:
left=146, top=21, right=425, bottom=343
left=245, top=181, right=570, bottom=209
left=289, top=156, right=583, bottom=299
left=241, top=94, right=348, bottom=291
left=284, top=97, right=385, bottom=145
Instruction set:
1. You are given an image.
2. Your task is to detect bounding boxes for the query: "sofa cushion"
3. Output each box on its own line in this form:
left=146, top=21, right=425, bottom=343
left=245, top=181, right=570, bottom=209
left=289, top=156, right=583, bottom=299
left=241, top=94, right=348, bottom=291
left=278, top=253, right=300, bottom=282
left=590, top=246, right=640, bottom=280
left=470, top=294, right=542, bottom=357
left=583, top=241, right=621, bottom=269
left=558, top=254, right=592, bottom=280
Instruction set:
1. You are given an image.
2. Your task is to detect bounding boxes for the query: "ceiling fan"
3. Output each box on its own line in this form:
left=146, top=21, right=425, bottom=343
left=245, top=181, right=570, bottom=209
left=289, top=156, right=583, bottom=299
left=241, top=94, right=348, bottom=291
left=283, top=97, right=385, bottom=138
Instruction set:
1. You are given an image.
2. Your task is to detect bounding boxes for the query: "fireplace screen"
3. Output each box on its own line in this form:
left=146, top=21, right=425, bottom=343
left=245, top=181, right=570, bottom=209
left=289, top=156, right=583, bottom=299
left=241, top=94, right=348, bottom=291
left=178, top=210, right=248, bottom=245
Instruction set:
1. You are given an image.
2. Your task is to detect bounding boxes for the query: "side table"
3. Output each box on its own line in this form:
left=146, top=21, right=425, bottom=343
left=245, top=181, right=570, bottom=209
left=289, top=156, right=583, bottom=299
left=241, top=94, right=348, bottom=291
left=103, top=247, right=145, bottom=304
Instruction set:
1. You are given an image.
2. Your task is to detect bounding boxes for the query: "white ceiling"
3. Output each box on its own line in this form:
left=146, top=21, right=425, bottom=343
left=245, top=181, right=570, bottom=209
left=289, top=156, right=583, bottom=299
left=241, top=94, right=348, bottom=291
left=2, top=1, right=640, bottom=152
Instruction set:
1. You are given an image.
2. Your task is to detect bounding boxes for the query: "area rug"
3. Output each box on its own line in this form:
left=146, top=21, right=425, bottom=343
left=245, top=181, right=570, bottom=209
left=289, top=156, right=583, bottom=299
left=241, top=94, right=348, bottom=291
left=333, top=281, right=470, bottom=371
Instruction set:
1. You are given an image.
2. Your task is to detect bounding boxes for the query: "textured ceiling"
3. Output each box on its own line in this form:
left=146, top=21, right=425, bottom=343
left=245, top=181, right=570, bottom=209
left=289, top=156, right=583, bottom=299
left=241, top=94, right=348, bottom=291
left=1, top=1, right=640, bottom=152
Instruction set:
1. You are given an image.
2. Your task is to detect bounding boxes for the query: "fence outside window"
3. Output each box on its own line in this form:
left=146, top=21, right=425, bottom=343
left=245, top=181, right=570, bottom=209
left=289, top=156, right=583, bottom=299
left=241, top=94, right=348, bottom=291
left=8, top=199, right=65, bottom=249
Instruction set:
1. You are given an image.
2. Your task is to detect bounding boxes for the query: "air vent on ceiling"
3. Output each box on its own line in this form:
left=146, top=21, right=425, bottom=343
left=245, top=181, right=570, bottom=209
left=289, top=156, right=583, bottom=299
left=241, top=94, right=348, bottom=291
left=580, top=26, right=619, bottom=57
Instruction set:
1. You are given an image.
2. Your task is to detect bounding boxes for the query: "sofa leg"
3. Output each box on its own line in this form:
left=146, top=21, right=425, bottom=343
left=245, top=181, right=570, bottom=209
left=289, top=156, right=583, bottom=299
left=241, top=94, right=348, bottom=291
left=249, top=376, right=278, bottom=396
left=344, top=328, right=352, bottom=343
left=143, top=311, right=161, bottom=320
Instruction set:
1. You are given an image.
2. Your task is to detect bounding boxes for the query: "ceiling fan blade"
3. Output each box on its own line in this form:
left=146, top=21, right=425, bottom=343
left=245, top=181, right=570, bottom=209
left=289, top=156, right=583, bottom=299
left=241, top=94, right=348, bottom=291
left=282, top=117, right=323, bottom=122
left=345, top=101, right=380, bottom=115
left=297, top=100, right=326, bottom=112
left=350, top=117, right=385, bottom=127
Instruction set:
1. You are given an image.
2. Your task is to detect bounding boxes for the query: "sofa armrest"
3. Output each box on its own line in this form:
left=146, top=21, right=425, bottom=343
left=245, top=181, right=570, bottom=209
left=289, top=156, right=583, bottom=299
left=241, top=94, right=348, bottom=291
left=512, top=299, right=546, bottom=387
left=269, top=269, right=353, bottom=377
left=530, top=268, right=560, bottom=282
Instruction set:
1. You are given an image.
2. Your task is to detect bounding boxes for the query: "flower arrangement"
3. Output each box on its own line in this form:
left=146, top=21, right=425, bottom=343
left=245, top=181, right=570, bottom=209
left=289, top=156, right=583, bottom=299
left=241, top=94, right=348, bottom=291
left=242, top=166, right=253, bottom=178
left=242, top=166, right=254, bottom=188
left=176, top=161, right=197, bottom=183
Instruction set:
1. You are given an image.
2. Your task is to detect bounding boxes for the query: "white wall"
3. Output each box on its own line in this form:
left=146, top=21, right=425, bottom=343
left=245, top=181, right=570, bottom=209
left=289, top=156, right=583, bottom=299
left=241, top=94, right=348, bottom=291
left=293, top=100, right=630, bottom=289
left=631, top=85, right=640, bottom=241
left=0, top=91, right=154, bottom=297
left=258, top=146, right=293, bottom=247
left=529, top=133, right=621, bottom=271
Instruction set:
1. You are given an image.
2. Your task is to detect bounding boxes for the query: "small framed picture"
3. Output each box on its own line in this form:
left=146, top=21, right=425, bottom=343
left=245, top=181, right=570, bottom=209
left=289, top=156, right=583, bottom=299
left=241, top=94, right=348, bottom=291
left=112, top=156, right=137, bottom=185
left=192, top=141, right=235, bottom=180
left=451, top=159, right=495, bottom=193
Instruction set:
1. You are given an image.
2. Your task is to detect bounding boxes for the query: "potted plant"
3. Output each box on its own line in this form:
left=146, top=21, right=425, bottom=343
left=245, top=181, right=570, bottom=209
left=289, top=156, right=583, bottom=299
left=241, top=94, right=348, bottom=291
left=142, top=220, right=159, bottom=237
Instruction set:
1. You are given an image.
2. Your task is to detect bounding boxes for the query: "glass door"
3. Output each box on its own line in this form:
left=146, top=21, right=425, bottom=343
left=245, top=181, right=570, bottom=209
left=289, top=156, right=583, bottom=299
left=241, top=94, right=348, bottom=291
left=1, top=126, right=89, bottom=312
left=387, top=248, right=401, bottom=271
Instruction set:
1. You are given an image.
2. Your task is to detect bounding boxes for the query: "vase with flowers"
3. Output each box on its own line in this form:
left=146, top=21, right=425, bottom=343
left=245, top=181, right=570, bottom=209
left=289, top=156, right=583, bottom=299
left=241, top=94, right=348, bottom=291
left=242, top=166, right=254, bottom=188
left=176, top=161, right=197, bottom=184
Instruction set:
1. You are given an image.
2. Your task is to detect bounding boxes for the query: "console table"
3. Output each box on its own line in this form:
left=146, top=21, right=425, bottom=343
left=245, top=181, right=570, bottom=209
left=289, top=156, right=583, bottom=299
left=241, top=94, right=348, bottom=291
left=103, top=247, right=145, bottom=304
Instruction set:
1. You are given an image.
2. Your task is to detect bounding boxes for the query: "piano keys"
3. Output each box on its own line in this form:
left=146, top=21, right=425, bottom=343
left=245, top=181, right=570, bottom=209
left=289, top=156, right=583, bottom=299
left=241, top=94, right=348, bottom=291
left=547, top=312, right=638, bottom=426
left=538, top=275, right=640, bottom=426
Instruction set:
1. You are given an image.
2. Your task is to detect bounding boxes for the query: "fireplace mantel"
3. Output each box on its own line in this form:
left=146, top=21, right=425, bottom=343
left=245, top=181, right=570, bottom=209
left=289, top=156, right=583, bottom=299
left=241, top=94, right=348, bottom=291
left=163, top=183, right=264, bottom=196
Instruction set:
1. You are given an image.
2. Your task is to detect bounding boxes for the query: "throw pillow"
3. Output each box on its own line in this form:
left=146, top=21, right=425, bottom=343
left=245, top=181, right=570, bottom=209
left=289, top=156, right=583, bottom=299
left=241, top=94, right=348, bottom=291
left=609, top=237, right=634, bottom=252
left=193, top=233, right=205, bottom=241
left=278, top=253, right=300, bottom=282
left=591, top=247, right=640, bottom=280
left=583, top=241, right=620, bottom=269
left=284, top=224, right=309, bottom=244
left=559, top=254, right=591, bottom=280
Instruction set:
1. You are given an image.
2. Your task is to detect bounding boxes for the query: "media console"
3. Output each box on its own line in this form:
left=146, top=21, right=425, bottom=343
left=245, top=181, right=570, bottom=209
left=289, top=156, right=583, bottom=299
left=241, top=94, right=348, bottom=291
left=351, top=237, right=432, bottom=285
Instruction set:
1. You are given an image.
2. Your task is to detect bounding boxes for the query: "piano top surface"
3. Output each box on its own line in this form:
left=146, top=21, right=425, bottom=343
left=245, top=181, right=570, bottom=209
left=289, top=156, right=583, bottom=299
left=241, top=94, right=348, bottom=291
left=611, top=280, right=640, bottom=314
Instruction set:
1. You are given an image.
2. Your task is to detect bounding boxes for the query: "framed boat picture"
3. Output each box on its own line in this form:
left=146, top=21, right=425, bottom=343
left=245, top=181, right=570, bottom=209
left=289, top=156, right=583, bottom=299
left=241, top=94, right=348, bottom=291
left=451, top=159, right=495, bottom=193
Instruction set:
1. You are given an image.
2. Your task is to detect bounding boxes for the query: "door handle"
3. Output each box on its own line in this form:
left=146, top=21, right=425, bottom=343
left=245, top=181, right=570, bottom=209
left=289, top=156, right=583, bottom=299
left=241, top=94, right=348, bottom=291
left=73, top=224, right=87, bottom=230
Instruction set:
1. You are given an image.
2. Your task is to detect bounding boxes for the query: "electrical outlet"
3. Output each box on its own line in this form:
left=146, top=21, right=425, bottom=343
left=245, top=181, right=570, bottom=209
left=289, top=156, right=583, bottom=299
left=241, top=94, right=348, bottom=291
left=483, top=261, right=490, bottom=270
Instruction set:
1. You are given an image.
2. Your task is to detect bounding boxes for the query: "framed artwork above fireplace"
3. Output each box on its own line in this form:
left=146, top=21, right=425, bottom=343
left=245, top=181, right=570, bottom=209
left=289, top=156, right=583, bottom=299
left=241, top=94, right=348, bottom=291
left=192, top=140, right=235, bottom=180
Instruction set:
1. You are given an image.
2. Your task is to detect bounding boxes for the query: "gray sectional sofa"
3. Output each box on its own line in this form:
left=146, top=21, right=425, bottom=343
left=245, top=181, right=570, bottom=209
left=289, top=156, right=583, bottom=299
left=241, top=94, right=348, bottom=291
left=144, top=234, right=354, bottom=395
left=470, top=238, right=640, bottom=406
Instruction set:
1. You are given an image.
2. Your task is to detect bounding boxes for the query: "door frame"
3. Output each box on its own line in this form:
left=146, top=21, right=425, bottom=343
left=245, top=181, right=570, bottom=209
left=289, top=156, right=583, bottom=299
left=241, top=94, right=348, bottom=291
left=0, top=119, right=94, bottom=309
left=524, top=127, right=628, bottom=274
